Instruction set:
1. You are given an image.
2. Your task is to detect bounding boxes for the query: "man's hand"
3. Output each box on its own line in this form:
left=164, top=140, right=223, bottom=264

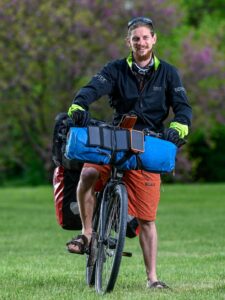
left=164, top=128, right=179, bottom=143
left=68, top=104, right=90, bottom=127
left=164, top=128, right=186, bottom=148
left=169, top=122, right=188, bottom=139
left=71, top=109, right=90, bottom=126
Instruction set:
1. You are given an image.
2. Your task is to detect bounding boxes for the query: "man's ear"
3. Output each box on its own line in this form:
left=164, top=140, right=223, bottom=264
left=152, top=33, right=157, bottom=45
left=126, top=37, right=131, bottom=48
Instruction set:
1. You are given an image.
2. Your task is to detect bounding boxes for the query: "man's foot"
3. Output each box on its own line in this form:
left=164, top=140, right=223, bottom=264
left=66, top=234, right=91, bottom=254
left=147, top=280, right=170, bottom=289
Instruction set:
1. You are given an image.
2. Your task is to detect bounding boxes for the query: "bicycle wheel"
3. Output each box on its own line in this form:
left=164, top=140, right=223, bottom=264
left=86, top=231, right=98, bottom=286
left=85, top=198, right=101, bottom=287
left=95, top=183, right=128, bottom=294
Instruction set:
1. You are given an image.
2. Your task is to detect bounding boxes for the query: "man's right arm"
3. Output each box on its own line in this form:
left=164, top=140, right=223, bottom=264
left=72, top=61, right=118, bottom=110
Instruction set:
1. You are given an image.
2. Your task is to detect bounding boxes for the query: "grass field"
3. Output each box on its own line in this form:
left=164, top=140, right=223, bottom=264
left=0, top=184, right=225, bottom=300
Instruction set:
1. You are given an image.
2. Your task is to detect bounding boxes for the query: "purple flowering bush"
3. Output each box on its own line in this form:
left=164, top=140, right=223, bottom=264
left=0, top=0, right=224, bottom=183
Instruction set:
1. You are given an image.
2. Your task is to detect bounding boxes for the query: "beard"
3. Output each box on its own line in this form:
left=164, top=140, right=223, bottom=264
left=134, top=48, right=152, bottom=62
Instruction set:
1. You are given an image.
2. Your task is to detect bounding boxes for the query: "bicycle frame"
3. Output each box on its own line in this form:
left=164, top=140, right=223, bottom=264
left=86, top=166, right=128, bottom=294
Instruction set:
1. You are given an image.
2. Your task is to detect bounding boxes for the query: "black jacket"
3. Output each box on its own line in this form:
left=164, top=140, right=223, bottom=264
left=73, top=55, right=192, bottom=132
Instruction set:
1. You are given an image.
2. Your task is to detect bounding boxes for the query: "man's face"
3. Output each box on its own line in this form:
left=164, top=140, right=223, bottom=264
left=127, top=26, right=157, bottom=61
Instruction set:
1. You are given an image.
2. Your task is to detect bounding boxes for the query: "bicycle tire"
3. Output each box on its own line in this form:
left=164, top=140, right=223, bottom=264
left=95, top=183, right=128, bottom=294
left=85, top=231, right=98, bottom=286
left=85, top=199, right=101, bottom=287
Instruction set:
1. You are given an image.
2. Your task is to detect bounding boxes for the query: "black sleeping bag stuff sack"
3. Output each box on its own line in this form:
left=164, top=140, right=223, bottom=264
left=52, top=112, right=83, bottom=230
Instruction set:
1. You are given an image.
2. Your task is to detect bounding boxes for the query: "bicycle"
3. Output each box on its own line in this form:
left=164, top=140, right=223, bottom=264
left=65, top=115, right=180, bottom=294
left=85, top=165, right=128, bottom=294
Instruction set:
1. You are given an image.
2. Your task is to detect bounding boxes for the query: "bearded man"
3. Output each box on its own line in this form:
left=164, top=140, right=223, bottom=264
left=66, top=17, right=192, bottom=289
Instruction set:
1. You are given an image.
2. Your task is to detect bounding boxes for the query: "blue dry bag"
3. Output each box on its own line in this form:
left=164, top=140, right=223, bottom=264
left=65, top=127, right=177, bottom=173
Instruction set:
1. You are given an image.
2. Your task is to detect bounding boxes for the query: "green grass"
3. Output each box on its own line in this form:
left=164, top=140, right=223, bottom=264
left=0, top=184, right=225, bottom=299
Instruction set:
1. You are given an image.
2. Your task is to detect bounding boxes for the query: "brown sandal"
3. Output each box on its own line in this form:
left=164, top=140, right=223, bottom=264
left=147, top=281, right=170, bottom=289
left=66, top=234, right=89, bottom=254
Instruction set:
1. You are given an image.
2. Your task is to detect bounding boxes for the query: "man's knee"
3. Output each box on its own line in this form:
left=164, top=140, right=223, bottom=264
left=79, top=167, right=99, bottom=190
left=138, top=219, right=155, bottom=231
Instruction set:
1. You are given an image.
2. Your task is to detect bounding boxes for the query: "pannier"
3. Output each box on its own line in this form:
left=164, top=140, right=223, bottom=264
left=53, top=165, right=82, bottom=230
left=52, top=113, right=83, bottom=230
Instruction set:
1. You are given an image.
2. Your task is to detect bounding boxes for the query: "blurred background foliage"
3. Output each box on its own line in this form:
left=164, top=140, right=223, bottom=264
left=0, top=0, right=224, bottom=185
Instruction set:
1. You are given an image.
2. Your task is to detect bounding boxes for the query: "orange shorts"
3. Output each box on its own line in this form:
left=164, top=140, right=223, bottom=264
left=84, top=163, right=161, bottom=221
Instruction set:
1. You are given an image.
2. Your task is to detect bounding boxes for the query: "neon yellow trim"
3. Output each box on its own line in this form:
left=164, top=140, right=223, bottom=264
left=126, top=52, right=133, bottom=68
left=68, top=104, right=84, bottom=117
left=169, top=122, right=188, bottom=138
left=154, top=56, right=160, bottom=71
left=126, top=53, right=160, bottom=70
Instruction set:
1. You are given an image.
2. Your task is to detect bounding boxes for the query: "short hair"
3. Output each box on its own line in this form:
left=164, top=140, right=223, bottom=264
left=127, top=17, right=154, bottom=37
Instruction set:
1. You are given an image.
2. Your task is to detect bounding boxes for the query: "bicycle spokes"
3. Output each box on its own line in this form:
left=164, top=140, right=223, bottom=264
left=95, top=184, right=128, bottom=294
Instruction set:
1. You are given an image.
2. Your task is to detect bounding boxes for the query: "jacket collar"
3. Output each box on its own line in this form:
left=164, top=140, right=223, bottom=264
left=126, top=52, right=160, bottom=71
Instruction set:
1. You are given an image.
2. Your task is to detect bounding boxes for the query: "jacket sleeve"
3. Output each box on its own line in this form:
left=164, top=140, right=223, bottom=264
left=167, top=66, right=192, bottom=126
left=72, top=61, right=118, bottom=110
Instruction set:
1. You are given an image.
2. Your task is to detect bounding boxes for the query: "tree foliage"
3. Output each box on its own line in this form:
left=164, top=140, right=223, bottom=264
left=188, top=125, right=225, bottom=182
left=181, top=0, right=225, bottom=27
left=0, top=0, right=183, bottom=184
left=0, top=0, right=224, bottom=184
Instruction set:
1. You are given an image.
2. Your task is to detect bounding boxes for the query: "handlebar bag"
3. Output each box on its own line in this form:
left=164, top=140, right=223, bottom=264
left=139, top=135, right=177, bottom=173
left=65, top=127, right=112, bottom=165
left=65, top=127, right=177, bottom=173
left=117, top=135, right=177, bottom=173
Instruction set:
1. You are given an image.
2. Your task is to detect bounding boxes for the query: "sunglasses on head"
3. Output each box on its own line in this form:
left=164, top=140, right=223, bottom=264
left=128, top=17, right=153, bottom=29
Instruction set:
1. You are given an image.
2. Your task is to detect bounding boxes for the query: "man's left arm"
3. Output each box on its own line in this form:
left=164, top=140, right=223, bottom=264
left=167, top=67, right=192, bottom=139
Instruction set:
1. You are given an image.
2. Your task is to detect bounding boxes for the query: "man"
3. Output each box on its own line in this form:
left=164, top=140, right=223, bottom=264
left=66, top=17, right=192, bottom=289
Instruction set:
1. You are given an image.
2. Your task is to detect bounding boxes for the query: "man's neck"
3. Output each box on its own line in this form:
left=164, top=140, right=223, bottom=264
left=133, top=54, right=153, bottom=68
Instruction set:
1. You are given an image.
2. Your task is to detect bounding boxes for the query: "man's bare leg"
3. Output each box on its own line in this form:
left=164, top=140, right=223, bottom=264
left=67, top=167, right=99, bottom=252
left=138, top=219, right=158, bottom=283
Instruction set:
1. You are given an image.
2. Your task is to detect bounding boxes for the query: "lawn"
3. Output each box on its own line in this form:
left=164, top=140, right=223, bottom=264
left=0, top=184, right=225, bottom=299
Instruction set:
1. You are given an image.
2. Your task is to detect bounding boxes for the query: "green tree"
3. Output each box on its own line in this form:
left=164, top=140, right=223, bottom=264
left=181, top=0, right=225, bottom=26
left=0, top=0, right=183, bottom=184
left=188, top=125, right=225, bottom=182
left=1, top=0, right=224, bottom=184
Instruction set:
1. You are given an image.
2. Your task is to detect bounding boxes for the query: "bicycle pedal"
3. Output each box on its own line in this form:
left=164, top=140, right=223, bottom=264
left=122, top=251, right=132, bottom=257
